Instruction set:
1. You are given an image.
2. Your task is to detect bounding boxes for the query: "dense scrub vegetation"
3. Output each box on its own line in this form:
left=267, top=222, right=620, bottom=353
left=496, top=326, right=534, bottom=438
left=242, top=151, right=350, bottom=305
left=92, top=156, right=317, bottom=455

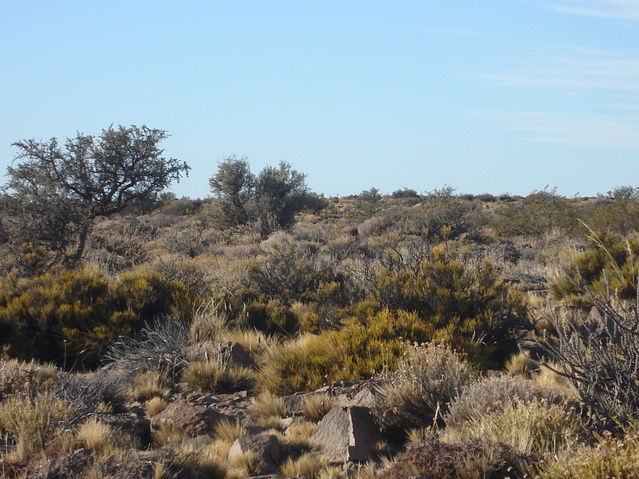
left=3, top=140, right=639, bottom=476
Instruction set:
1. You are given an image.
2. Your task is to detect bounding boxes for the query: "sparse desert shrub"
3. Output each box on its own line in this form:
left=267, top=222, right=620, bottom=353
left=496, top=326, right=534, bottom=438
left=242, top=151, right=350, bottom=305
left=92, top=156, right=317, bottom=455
left=493, top=187, right=578, bottom=239
left=540, top=231, right=639, bottom=422
left=375, top=343, right=477, bottom=440
left=54, top=368, right=126, bottom=417
left=444, top=375, right=574, bottom=431
left=105, top=315, right=190, bottom=379
left=378, top=438, right=533, bottom=479
left=540, top=420, right=639, bottom=479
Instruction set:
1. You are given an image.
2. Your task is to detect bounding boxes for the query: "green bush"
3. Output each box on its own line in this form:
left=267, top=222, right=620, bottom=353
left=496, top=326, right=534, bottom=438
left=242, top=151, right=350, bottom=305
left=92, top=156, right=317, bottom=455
left=492, top=188, right=578, bottom=238
left=371, top=245, right=530, bottom=369
left=551, top=231, right=639, bottom=304
left=0, top=267, right=191, bottom=367
left=376, top=343, right=478, bottom=440
left=257, top=307, right=430, bottom=395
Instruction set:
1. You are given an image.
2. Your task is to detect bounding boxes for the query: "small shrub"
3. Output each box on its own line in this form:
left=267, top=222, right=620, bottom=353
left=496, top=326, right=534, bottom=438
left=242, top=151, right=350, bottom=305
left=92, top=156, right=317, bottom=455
left=444, top=375, right=574, bottom=431
left=258, top=309, right=430, bottom=395
left=379, top=438, right=533, bottom=479
left=54, top=368, right=126, bottom=417
left=375, top=343, right=477, bottom=440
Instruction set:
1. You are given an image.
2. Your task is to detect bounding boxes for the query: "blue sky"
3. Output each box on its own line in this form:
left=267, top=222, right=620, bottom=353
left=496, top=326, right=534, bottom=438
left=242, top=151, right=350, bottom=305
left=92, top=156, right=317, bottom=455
left=1, top=1, right=638, bottom=199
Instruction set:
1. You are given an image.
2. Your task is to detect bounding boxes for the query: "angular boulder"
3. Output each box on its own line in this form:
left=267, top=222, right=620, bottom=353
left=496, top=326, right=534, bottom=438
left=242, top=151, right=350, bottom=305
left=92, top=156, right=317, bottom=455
left=312, top=406, right=382, bottom=463
left=228, top=434, right=281, bottom=473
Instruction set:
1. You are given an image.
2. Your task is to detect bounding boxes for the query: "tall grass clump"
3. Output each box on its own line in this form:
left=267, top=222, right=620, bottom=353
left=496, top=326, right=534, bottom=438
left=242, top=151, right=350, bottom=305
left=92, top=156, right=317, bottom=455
left=0, top=391, right=71, bottom=461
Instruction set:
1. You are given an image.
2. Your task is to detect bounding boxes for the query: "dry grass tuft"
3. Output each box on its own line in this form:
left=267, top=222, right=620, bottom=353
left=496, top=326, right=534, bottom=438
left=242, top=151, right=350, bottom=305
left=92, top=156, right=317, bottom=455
left=441, top=397, right=588, bottom=456
left=541, top=420, right=639, bottom=479
left=505, top=352, right=538, bottom=377
left=221, top=328, right=278, bottom=361
left=180, top=347, right=255, bottom=393
left=376, top=342, right=477, bottom=439
left=131, top=369, right=170, bottom=401
left=173, top=437, right=228, bottom=479
left=76, top=418, right=135, bottom=462
left=227, top=449, right=265, bottom=477
left=279, top=418, right=317, bottom=449
left=279, top=452, right=326, bottom=478
left=213, top=418, right=246, bottom=443
left=302, top=393, right=335, bottom=418
left=247, top=390, right=288, bottom=427
left=146, top=396, right=168, bottom=416
left=0, top=391, right=71, bottom=462
left=0, top=359, right=60, bottom=399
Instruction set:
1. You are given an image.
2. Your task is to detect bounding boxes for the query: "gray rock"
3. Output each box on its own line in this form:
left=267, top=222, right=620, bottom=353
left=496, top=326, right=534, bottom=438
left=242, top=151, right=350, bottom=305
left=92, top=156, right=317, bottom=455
left=312, top=406, right=382, bottom=463
left=150, top=401, right=230, bottom=437
left=228, top=434, right=281, bottom=473
left=337, top=385, right=386, bottom=409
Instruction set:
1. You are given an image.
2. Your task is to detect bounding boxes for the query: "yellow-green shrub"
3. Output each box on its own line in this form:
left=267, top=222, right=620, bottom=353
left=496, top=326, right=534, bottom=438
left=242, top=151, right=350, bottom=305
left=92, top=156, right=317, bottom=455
left=257, top=308, right=429, bottom=395
left=0, top=266, right=191, bottom=367
left=371, top=246, right=530, bottom=369
left=551, top=231, right=639, bottom=305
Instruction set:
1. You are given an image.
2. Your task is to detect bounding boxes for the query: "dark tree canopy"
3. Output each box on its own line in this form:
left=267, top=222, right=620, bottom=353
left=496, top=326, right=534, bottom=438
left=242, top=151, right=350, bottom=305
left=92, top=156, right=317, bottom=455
left=1, top=125, right=190, bottom=265
left=255, top=162, right=311, bottom=238
left=208, top=157, right=323, bottom=237
left=208, top=155, right=254, bottom=227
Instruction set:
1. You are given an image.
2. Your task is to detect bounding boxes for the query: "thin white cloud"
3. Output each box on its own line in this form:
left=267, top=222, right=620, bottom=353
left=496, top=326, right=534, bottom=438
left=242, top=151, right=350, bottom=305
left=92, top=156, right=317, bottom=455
left=545, top=0, right=639, bottom=19
left=479, top=46, right=639, bottom=93
left=478, top=110, right=639, bottom=149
